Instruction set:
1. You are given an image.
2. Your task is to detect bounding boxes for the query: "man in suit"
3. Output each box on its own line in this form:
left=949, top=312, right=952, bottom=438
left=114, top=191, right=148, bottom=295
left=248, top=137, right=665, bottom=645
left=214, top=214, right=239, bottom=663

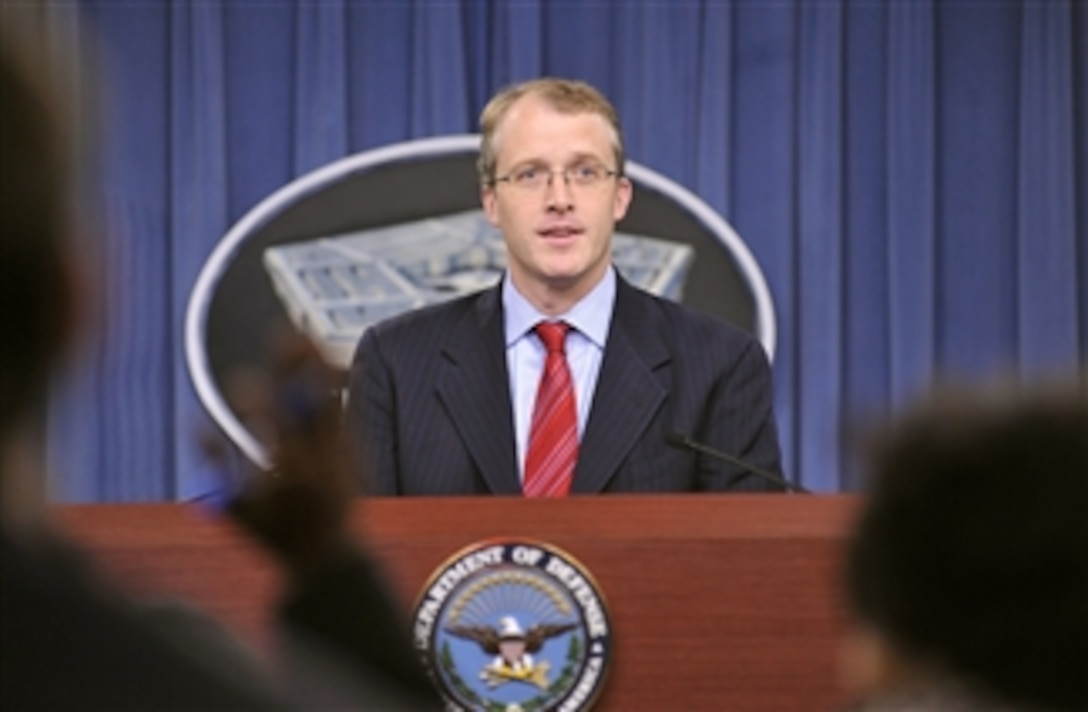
left=347, top=77, right=784, bottom=496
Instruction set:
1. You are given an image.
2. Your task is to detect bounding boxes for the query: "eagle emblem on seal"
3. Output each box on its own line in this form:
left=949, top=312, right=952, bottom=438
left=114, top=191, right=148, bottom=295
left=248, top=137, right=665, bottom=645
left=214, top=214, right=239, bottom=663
left=446, top=615, right=577, bottom=689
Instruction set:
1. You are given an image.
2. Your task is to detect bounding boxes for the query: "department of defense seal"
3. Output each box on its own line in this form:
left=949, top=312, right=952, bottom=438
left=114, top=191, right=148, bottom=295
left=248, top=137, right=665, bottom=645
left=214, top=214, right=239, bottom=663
left=412, top=540, right=611, bottom=711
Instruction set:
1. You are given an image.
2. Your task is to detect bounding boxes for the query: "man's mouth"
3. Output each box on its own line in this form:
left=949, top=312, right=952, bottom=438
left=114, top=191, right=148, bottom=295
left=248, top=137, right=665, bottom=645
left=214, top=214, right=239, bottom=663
left=539, top=225, right=581, bottom=238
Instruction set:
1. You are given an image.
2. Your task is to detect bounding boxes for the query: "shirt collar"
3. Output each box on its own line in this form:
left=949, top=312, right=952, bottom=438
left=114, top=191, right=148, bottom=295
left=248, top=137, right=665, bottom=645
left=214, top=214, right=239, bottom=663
left=502, top=268, right=616, bottom=349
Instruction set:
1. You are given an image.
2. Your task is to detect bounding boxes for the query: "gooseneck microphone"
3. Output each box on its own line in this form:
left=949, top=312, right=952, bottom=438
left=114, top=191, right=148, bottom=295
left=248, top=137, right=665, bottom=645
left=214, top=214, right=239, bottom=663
left=665, top=431, right=811, bottom=494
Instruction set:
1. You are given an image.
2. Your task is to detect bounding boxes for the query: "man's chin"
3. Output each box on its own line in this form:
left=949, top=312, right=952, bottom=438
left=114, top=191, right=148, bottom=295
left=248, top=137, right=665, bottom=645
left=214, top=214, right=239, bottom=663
left=538, top=270, right=590, bottom=293
left=536, top=259, right=608, bottom=289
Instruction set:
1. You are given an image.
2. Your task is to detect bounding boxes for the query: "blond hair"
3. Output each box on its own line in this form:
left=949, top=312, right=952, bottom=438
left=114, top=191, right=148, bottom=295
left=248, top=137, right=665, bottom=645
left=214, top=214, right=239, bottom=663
left=477, top=77, right=625, bottom=184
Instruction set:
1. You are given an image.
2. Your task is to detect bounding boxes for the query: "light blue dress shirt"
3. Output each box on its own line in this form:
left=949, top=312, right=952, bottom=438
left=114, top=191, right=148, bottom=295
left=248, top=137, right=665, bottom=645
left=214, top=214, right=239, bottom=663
left=503, top=269, right=616, bottom=482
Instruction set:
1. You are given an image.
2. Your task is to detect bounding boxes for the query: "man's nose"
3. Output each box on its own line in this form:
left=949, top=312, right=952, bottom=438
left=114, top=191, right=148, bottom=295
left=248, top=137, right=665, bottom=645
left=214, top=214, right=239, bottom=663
left=545, top=171, right=574, bottom=210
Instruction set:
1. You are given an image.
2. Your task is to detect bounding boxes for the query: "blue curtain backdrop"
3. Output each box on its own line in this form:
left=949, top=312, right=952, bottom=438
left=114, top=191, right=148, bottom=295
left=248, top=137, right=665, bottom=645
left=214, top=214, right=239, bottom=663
left=46, top=0, right=1087, bottom=500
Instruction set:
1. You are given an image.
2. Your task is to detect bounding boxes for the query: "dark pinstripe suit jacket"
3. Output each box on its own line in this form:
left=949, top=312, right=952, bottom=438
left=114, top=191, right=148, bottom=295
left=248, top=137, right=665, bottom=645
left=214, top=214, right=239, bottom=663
left=345, top=274, right=783, bottom=495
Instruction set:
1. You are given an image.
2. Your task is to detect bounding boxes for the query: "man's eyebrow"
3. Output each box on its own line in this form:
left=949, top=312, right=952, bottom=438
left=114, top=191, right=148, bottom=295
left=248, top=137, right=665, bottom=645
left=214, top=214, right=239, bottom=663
left=509, top=158, right=548, bottom=169
left=568, top=151, right=604, bottom=163
left=510, top=152, right=604, bottom=169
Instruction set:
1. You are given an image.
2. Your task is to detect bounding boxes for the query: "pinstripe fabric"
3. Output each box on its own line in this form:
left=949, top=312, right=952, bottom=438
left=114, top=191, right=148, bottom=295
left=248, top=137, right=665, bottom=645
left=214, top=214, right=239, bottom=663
left=523, top=323, right=577, bottom=497
left=346, top=274, right=785, bottom=496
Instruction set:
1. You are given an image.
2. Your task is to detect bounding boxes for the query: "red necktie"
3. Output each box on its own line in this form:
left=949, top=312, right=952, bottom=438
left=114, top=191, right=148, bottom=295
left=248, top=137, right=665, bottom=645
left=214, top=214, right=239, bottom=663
left=523, top=322, right=578, bottom=497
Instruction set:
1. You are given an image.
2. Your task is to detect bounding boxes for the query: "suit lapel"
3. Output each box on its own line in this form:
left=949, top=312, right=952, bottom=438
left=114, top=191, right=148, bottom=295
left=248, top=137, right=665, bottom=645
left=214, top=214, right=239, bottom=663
left=435, top=287, right=521, bottom=495
left=572, top=279, right=669, bottom=493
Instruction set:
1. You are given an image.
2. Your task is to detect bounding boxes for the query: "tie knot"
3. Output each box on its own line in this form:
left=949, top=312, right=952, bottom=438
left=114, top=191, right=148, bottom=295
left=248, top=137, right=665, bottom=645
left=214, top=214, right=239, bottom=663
left=535, top=321, right=569, bottom=354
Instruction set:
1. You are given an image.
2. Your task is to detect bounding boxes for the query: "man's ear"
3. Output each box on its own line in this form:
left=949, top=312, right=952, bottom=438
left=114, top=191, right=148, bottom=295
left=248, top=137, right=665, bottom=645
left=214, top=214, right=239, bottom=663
left=838, top=623, right=920, bottom=702
left=612, top=176, right=633, bottom=222
left=58, top=236, right=100, bottom=356
left=481, top=185, right=500, bottom=226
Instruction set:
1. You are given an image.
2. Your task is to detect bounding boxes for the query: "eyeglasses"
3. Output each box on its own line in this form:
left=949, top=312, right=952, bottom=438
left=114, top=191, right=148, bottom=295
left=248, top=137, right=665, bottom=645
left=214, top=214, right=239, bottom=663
left=492, top=162, right=619, bottom=191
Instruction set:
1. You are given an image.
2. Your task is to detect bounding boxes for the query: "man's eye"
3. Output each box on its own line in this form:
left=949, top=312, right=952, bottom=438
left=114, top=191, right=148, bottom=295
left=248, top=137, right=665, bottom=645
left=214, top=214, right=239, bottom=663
left=574, top=165, right=598, bottom=180
left=514, top=167, right=541, bottom=183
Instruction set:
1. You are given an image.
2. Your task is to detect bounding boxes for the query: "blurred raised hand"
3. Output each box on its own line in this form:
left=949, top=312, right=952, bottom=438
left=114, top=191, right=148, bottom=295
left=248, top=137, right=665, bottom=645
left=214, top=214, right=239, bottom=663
left=210, top=328, right=355, bottom=582
left=204, top=328, right=440, bottom=706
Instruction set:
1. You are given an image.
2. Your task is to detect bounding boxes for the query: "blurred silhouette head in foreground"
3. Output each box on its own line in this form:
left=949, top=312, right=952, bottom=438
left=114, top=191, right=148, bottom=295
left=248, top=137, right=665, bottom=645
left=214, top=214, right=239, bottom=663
left=0, top=25, right=77, bottom=441
left=842, top=379, right=1088, bottom=710
left=0, top=9, right=97, bottom=529
left=0, top=18, right=438, bottom=708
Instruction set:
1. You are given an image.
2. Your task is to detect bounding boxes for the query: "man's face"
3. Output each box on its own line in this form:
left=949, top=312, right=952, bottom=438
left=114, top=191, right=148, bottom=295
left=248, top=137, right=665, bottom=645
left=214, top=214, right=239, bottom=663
left=481, top=95, right=632, bottom=308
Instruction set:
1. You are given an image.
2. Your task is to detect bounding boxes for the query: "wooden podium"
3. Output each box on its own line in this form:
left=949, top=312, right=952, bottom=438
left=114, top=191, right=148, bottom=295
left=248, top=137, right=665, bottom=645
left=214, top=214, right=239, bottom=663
left=55, top=494, right=856, bottom=710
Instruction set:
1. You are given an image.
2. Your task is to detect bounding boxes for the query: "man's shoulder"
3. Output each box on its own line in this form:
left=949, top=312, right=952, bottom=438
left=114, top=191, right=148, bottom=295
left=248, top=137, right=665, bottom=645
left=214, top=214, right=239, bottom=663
left=1, top=531, right=290, bottom=710
left=363, top=288, right=491, bottom=345
left=620, top=282, right=757, bottom=348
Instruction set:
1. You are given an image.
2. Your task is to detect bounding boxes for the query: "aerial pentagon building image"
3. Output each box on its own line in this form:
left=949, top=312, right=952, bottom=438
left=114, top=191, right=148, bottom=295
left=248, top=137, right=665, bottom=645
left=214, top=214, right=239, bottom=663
left=264, top=210, right=694, bottom=368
